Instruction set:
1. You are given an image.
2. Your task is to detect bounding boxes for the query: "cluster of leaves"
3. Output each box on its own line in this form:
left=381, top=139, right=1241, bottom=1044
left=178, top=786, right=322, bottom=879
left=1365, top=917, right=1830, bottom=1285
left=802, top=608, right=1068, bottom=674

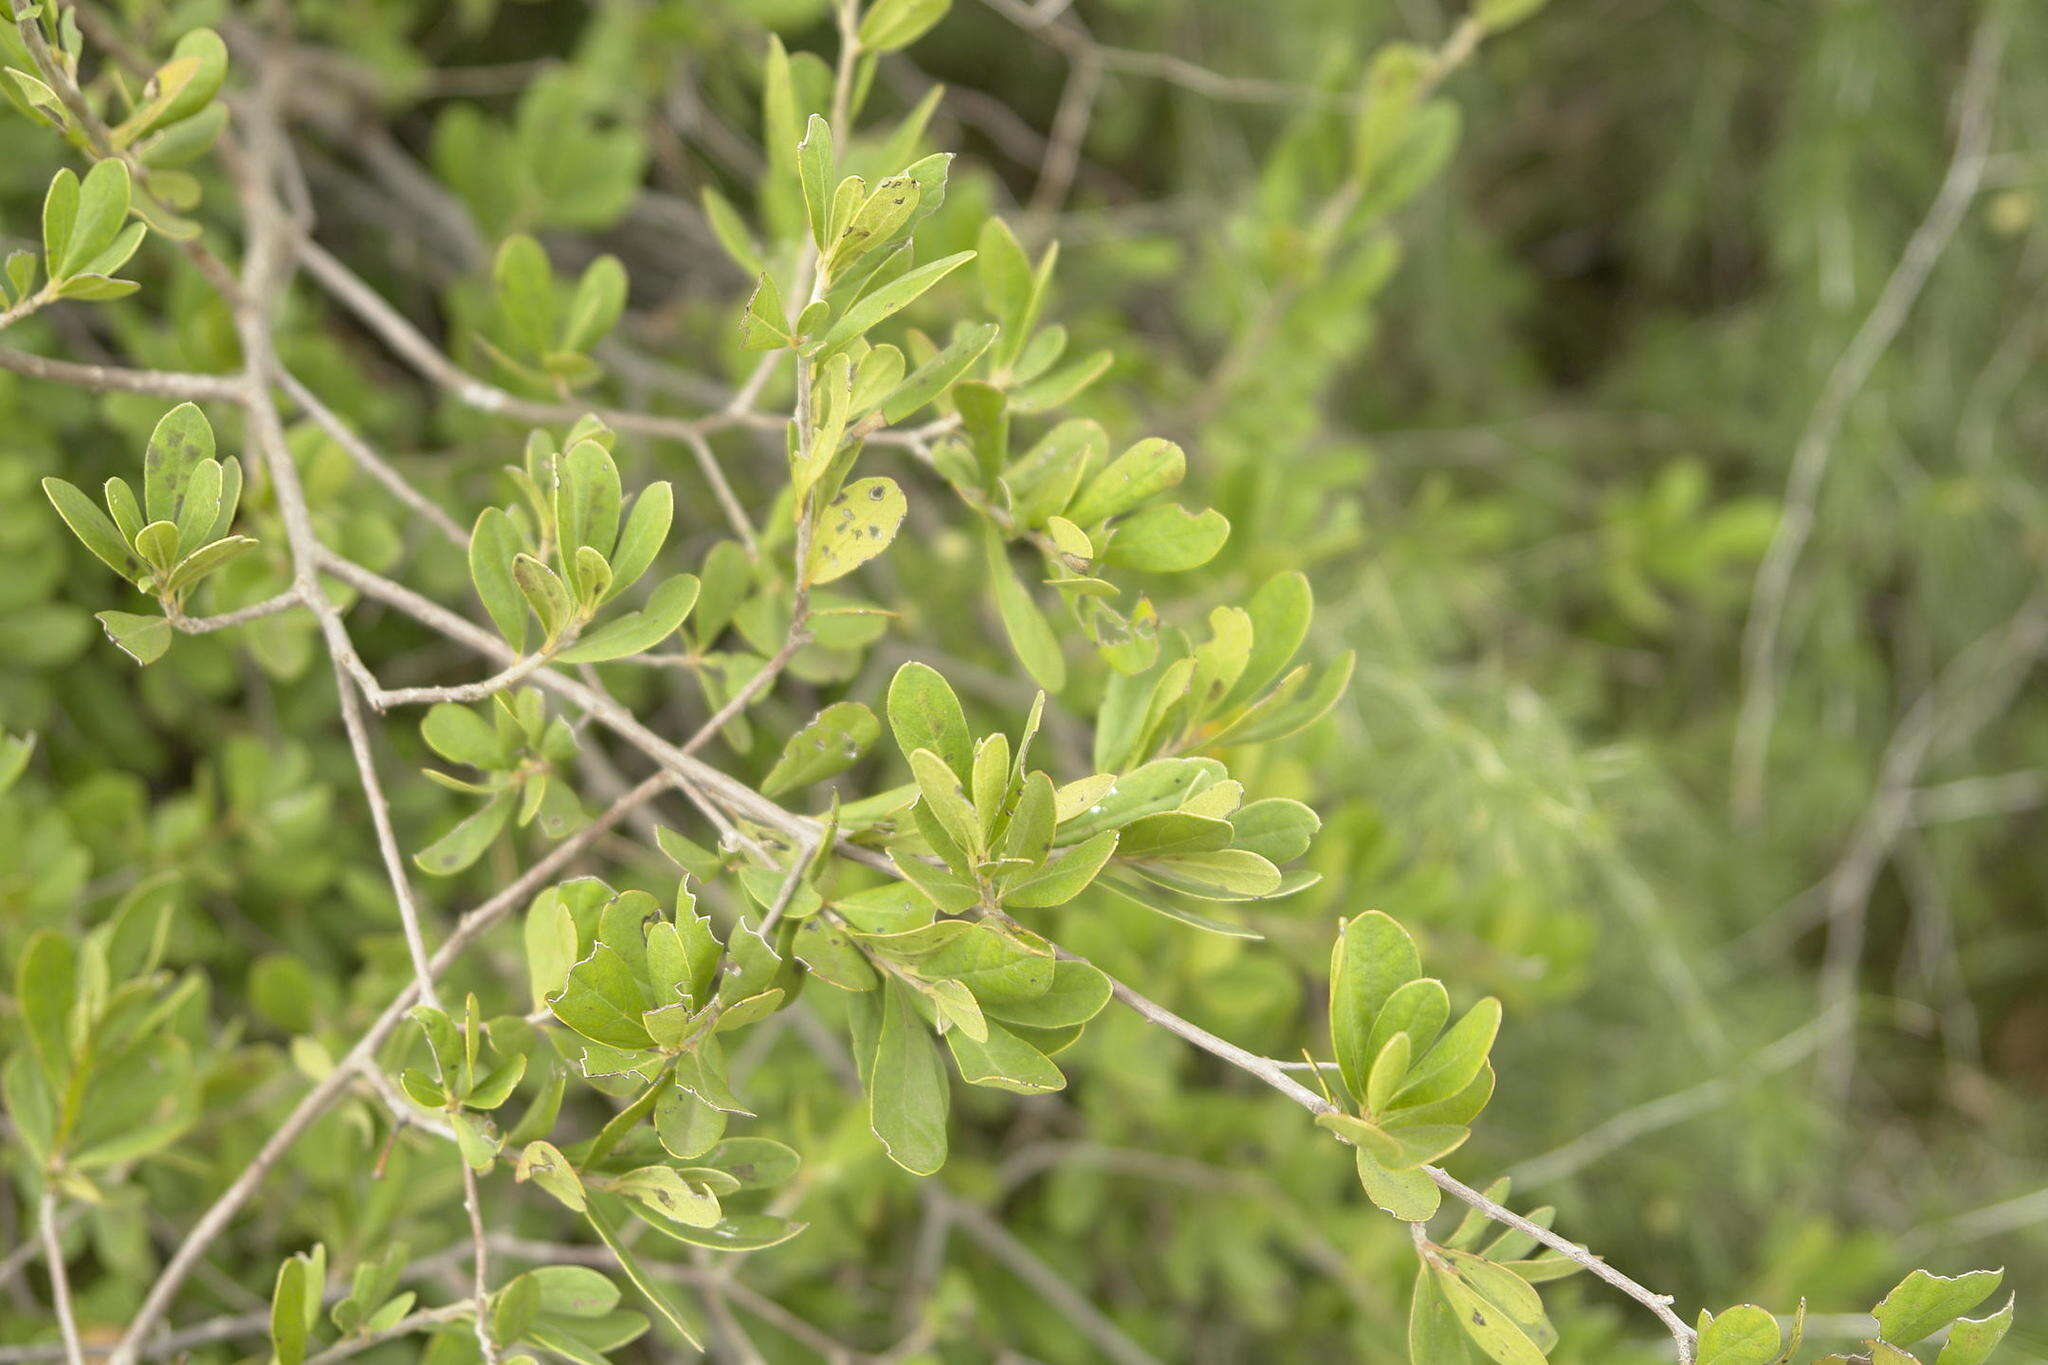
left=4, top=159, right=146, bottom=310
left=2, top=21, right=227, bottom=237
left=3, top=0, right=2043, bottom=1360
left=42, top=403, right=252, bottom=662
left=480, top=237, right=628, bottom=393
left=416, top=690, right=586, bottom=875
left=1409, top=1184, right=1583, bottom=1363
left=468, top=420, right=697, bottom=663
left=1688, top=1269, right=2013, bottom=1365
left=1322, top=911, right=1501, bottom=1220
left=6, top=899, right=199, bottom=1198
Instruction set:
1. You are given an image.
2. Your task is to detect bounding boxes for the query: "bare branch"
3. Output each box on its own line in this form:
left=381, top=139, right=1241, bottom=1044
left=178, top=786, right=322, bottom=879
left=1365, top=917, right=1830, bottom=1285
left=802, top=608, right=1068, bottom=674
left=0, top=347, right=246, bottom=401
left=168, top=590, right=307, bottom=634
left=1731, top=16, right=2007, bottom=821
left=37, top=1191, right=84, bottom=1365
left=276, top=371, right=469, bottom=547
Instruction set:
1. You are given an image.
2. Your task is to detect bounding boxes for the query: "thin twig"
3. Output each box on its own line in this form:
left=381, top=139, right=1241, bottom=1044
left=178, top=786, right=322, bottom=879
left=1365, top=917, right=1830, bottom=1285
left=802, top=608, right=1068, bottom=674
left=37, top=1191, right=84, bottom=1365
left=940, top=1197, right=1165, bottom=1365
left=1813, top=592, right=2048, bottom=1108
left=1505, top=1017, right=1841, bottom=1188
left=0, top=346, right=245, bottom=400
left=304, top=1301, right=476, bottom=1364
left=459, top=1164, right=499, bottom=1364
left=371, top=650, right=559, bottom=710
left=168, top=589, right=306, bottom=634
left=276, top=371, right=469, bottom=546
left=1731, top=16, right=2007, bottom=821
left=230, top=66, right=443, bottom=1011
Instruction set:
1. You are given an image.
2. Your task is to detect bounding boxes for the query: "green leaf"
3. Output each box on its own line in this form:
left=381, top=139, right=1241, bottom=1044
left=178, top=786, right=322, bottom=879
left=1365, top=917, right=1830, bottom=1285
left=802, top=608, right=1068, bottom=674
left=549, top=942, right=654, bottom=1049
left=740, top=271, right=793, bottom=350
left=882, top=320, right=998, bottom=423
left=16, top=931, right=76, bottom=1095
left=1065, top=437, right=1184, bottom=526
left=132, top=519, right=180, bottom=571
left=654, top=1077, right=727, bottom=1160
left=702, top=187, right=761, bottom=273
left=561, top=254, right=627, bottom=354
left=3, top=247, right=33, bottom=303
left=557, top=438, right=623, bottom=562
left=470, top=507, right=530, bottom=653
left=414, top=789, right=515, bottom=875
left=1937, top=1295, right=2015, bottom=1365
left=1133, top=847, right=1281, bottom=899
left=910, top=747, right=983, bottom=858
left=826, top=174, right=922, bottom=277
left=812, top=249, right=975, bottom=357
left=1366, top=1031, right=1412, bottom=1114
left=608, top=1165, right=723, bottom=1228
left=557, top=574, right=700, bottom=663
left=977, top=216, right=1032, bottom=341
left=1394, top=997, right=1502, bottom=1110
left=1410, top=1265, right=1483, bottom=1364
left=797, top=115, right=834, bottom=249
left=1368, top=979, right=1450, bottom=1075
left=1355, top=1146, right=1440, bottom=1221
left=1101, top=503, right=1230, bottom=573
left=466, top=1053, right=527, bottom=1109
left=268, top=1250, right=323, bottom=1365
left=526, top=1265, right=621, bottom=1317
left=583, top=1195, right=706, bottom=1348
left=1003, top=831, right=1118, bottom=908
left=1873, top=1268, right=2003, bottom=1346
left=138, top=28, right=228, bottom=134
left=806, top=477, right=907, bottom=584
left=604, top=483, right=674, bottom=602
left=858, top=0, right=951, bottom=51
left=946, top=1018, right=1064, bottom=1093
left=1400, top=1064, right=1497, bottom=1129
left=144, top=402, right=214, bottom=526
left=492, top=1272, right=541, bottom=1345
left=170, top=457, right=222, bottom=558
left=984, top=526, right=1066, bottom=691
left=494, top=234, right=556, bottom=357
left=96, top=610, right=171, bottom=665
left=699, top=1137, right=802, bottom=1190
left=1434, top=1267, right=1547, bottom=1365
left=513, top=553, right=573, bottom=645
left=629, top=1206, right=808, bottom=1253
left=1331, top=911, right=1422, bottom=1103
left=515, top=1139, right=586, bottom=1211
left=1227, top=798, right=1321, bottom=864
left=888, top=661, right=972, bottom=779
left=43, top=477, right=138, bottom=579
left=41, top=168, right=78, bottom=270
left=1697, top=1305, right=1781, bottom=1365
left=914, top=924, right=1053, bottom=1003
left=866, top=979, right=950, bottom=1174
left=762, top=700, right=880, bottom=796
left=423, top=702, right=512, bottom=770
left=58, top=159, right=131, bottom=278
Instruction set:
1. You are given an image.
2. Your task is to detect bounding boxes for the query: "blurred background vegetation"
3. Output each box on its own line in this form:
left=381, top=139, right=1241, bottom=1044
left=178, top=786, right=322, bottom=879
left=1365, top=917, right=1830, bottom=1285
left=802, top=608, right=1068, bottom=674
left=2, top=0, right=2044, bottom=1359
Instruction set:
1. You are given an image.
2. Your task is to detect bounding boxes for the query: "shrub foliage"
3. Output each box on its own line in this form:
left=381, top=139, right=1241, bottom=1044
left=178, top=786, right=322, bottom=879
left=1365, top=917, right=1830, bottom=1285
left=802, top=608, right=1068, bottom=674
left=0, top=0, right=2036, bottom=1362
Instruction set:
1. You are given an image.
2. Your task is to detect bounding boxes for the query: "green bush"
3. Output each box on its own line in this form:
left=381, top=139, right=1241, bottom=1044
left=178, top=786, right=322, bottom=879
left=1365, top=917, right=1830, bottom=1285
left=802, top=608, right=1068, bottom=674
left=1, top=0, right=2040, bottom=1362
